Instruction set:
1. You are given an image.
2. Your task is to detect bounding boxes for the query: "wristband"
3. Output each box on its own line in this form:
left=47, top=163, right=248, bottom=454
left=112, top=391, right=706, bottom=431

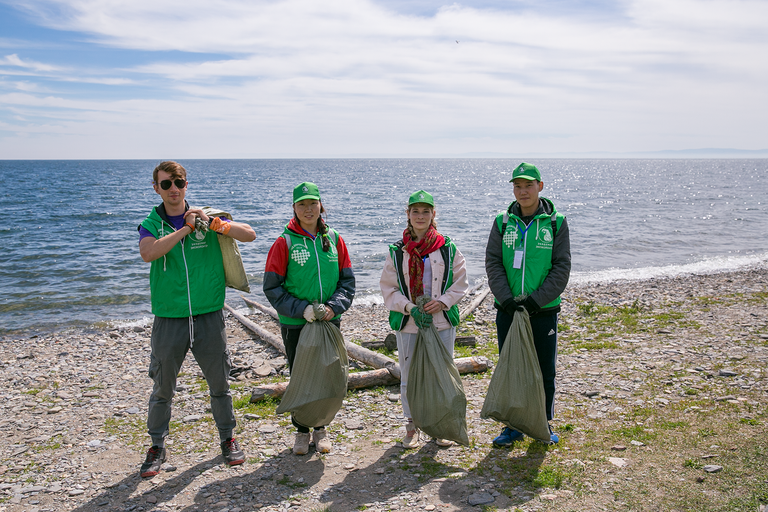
left=185, top=221, right=195, bottom=232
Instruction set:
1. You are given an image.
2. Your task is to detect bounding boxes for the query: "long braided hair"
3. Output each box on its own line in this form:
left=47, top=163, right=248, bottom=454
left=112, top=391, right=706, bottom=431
left=293, top=203, right=332, bottom=252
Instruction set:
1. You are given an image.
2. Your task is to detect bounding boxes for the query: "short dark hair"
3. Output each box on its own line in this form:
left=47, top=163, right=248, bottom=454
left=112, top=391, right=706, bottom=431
left=153, top=161, right=187, bottom=184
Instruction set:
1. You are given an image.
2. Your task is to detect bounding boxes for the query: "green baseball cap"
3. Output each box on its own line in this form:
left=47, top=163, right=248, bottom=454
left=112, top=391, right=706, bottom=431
left=510, top=162, right=541, bottom=182
left=293, top=182, right=321, bottom=203
left=408, top=190, right=434, bottom=207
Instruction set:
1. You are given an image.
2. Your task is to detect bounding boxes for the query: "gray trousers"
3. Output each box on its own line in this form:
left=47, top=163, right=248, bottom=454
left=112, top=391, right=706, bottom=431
left=396, top=327, right=456, bottom=421
left=147, top=309, right=235, bottom=446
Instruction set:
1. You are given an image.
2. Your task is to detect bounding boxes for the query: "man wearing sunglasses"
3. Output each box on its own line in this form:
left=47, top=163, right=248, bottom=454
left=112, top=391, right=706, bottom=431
left=137, top=161, right=256, bottom=478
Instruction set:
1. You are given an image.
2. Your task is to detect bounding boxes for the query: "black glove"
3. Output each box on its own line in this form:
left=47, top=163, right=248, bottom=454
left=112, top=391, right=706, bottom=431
left=501, top=298, right=524, bottom=317
left=522, top=296, right=540, bottom=314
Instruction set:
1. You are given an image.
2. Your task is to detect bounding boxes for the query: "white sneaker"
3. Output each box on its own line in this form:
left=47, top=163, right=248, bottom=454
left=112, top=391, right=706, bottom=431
left=313, top=429, right=332, bottom=454
left=434, top=438, right=453, bottom=447
left=293, top=432, right=310, bottom=455
left=402, top=421, right=419, bottom=449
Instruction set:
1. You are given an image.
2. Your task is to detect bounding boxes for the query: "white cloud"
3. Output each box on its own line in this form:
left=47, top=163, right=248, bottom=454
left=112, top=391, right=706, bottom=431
left=1, top=53, right=61, bottom=72
left=1, top=0, right=767, bottom=157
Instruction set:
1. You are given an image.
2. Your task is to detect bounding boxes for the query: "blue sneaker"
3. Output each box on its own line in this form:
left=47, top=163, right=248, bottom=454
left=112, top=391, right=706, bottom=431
left=492, top=427, right=524, bottom=447
left=549, top=426, right=559, bottom=445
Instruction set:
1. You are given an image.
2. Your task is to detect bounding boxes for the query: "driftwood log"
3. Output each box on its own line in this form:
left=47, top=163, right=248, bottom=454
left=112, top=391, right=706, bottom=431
left=228, top=302, right=401, bottom=379
left=240, top=296, right=278, bottom=319
left=224, top=303, right=285, bottom=354
left=240, top=285, right=490, bottom=351
left=361, top=335, right=476, bottom=350
left=249, top=356, right=492, bottom=402
left=460, top=285, right=491, bottom=322
left=230, top=295, right=493, bottom=403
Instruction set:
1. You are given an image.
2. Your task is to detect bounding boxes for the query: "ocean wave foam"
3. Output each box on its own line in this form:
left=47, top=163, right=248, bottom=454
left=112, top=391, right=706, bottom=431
left=106, top=317, right=153, bottom=329
left=572, top=252, right=768, bottom=285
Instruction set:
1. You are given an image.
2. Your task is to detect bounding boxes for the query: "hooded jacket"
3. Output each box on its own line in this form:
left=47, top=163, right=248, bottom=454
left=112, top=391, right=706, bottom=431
left=485, top=197, right=571, bottom=315
left=263, top=218, right=355, bottom=326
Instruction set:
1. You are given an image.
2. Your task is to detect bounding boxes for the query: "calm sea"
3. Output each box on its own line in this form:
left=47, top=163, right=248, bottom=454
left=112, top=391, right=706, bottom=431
left=1, top=159, right=767, bottom=336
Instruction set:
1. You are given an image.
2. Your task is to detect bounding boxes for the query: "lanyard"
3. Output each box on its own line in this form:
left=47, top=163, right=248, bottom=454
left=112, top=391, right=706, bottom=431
left=515, top=220, right=532, bottom=246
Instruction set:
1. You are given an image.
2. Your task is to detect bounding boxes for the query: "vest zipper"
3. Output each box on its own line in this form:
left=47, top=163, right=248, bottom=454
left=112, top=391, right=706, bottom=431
left=181, top=236, right=195, bottom=348
left=521, top=222, right=528, bottom=295
left=311, top=237, right=324, bottom=303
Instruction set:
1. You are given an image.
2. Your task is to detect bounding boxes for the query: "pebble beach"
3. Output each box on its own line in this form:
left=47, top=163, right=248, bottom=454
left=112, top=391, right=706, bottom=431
left=1, top=266, right=767, bottom=512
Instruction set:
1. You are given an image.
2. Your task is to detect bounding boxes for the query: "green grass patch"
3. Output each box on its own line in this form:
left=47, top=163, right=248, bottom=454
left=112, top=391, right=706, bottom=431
left=533, top=465, right=567, bottom=489
left=235, top=396, right=279, bottom=417
left=611, top=424, right=659, bottom=442
left=683, top=458, right=703, bottom=469
left=658, top=420, right=689, bottom=430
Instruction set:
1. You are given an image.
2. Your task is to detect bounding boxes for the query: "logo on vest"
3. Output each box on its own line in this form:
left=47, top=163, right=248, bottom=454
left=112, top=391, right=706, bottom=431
left=503, top=228, right=519, bottom=248
left=539, top=227, right=553, bottom=243
left=291, top=246, right=311, bottom=266
left=192, top=229, right=206, bottom=241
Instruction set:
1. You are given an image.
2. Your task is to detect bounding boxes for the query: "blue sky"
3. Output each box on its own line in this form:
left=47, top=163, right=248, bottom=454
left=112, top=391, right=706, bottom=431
left=1, top=0, right=766, bottom=158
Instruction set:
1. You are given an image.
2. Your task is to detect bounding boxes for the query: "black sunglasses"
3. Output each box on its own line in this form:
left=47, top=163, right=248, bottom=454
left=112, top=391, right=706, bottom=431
left=158, top=179, right=187, bottom=190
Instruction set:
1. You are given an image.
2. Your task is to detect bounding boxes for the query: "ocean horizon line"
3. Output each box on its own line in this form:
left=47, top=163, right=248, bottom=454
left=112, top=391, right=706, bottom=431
left=2, top=151, right=768, bottom=162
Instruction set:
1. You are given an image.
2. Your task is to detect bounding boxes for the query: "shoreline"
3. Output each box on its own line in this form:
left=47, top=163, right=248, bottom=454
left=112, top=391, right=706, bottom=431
left=3, top=262, right=767, bottom=341
left=0, top=263, right=766, bottom=511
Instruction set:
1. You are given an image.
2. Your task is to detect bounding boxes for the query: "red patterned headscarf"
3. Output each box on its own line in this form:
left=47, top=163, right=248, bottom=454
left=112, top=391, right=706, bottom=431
left=402, top=225, right=445, bottom=299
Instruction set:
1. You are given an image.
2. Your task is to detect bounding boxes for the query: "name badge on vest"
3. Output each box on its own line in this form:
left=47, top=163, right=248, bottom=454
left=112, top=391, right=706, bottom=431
left=513, top=250, right=524, bottom=269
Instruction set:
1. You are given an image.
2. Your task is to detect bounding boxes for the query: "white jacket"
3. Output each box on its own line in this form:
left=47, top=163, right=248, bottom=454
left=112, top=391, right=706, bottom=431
left=380, top=245, right=469, bottom=333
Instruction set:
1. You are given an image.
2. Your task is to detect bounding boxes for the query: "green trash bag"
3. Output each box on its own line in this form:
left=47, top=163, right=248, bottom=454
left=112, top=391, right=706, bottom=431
left=407, top=305, right=469, bottom=445
left=276, top=304, right=349, bottom=429
left=480, top=307, right=550, bottom=442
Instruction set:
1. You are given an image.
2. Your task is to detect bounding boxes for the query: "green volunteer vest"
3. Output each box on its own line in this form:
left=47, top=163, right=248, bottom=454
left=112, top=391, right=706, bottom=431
left=140, top=207, right=225, bottom=318
left=495, top=197, right=564, bottom=309
left=387, top=236, right=461, bottom=331
left=280, top=228, right=342, bottom=326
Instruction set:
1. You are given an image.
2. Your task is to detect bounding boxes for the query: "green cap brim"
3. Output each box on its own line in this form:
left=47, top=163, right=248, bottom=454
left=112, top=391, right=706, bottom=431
left=293, top=194, right=320, bottom=203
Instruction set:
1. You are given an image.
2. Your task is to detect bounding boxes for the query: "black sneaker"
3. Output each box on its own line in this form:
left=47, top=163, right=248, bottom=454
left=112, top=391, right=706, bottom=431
left=221, top=437, right=245, bottom=466
left=140, top=445, right=166, bottom=478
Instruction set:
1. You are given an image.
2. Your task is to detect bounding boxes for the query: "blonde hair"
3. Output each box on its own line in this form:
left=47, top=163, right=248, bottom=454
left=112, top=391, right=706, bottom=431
left=406, top=204, right=438, bottom=239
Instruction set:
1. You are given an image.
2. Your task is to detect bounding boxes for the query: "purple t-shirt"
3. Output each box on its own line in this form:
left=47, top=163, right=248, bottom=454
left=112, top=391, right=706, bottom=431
left=139, top=214, right=228, bottom=242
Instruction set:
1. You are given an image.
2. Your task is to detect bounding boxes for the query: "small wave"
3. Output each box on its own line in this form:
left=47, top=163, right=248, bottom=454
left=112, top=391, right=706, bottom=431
left=351, top=292, right=385, bottom=307
left=571, top=252, right=768, bottom=285
left=103, top=317, right=153, bottom=330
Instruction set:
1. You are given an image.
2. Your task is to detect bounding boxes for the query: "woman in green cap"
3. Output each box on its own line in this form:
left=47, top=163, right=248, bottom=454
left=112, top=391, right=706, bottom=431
left=263, top=182, right=355, bottom=455
left=379, top=190, right=469, bottom=448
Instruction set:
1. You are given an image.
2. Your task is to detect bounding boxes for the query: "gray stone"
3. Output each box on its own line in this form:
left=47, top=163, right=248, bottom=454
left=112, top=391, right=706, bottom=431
left=345, top=419, right=364, bottom=430
left=182, top=414, right=203, bottom=423
left=703, top=465, right=723, bottom=473
left=254, top=364, right=273, bottom=377
left=467, top=492, right=495, bottom=506
left=718, top=369, right=737, bottom=377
